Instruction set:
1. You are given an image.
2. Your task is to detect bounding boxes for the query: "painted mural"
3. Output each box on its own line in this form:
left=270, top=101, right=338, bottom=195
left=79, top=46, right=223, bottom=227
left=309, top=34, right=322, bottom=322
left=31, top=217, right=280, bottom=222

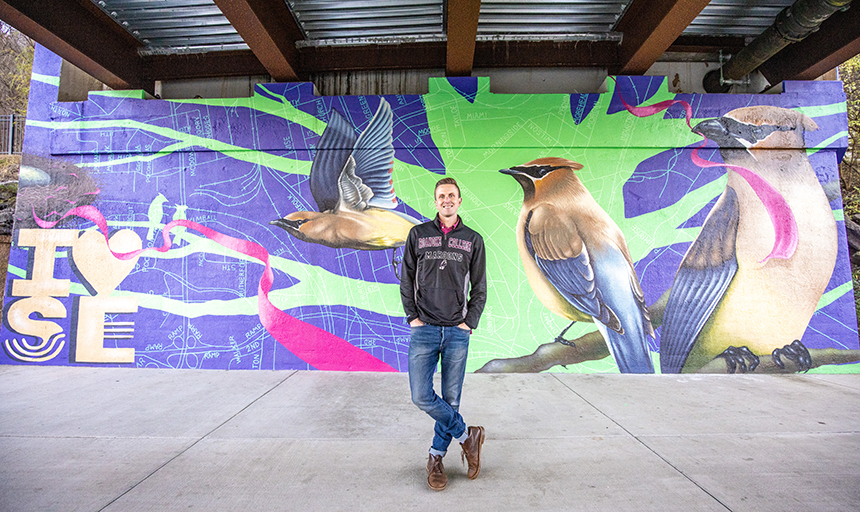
left=2, top=45, right=858, bottom=374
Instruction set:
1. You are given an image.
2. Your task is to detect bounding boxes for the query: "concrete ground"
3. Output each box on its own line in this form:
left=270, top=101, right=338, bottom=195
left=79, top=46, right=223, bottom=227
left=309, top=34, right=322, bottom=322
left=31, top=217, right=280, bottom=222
left=1, top=365, right=859, bottom=512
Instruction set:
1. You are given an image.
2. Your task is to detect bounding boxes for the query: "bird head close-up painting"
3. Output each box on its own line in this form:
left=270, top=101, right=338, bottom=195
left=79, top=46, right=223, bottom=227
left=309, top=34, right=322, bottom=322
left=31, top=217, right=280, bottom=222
left=2, top=46, right=857, bottom=374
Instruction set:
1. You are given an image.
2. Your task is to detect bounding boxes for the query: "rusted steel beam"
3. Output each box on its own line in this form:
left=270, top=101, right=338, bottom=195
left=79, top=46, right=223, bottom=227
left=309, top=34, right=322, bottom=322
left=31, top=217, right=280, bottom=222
left=667, top=35, right=746, bottom=54
left=758, top=4, right=860, bottom=83
left=213, top=0, right=303, bottom=81
left=704, top=0, right=852, bottom=92
left=0, top=0, right=149, bottom=92
left=300, top=42, right=447, bottom=72
left=0, top=0, right=775, bottom=85
left=615, top=0, right=711, bottom=74
left=473, top=40, right=619, bottom=68
left=446, top=0, right=482, bottom=76
left=143, top=50, right=269, bottom=81
left=298, top=40, right=621, bottom=72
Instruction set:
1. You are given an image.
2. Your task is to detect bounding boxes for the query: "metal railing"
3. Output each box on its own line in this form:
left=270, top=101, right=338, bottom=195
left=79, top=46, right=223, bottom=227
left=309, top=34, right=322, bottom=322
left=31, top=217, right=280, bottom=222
left=0, top=114, right=25, bottom=154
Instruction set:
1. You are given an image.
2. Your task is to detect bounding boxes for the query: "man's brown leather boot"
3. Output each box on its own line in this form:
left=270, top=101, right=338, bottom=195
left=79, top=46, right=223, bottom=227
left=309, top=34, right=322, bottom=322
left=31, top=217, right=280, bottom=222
left=460, top=426, right=485, bottom=479
left=426, top=454, right=447, bottom=491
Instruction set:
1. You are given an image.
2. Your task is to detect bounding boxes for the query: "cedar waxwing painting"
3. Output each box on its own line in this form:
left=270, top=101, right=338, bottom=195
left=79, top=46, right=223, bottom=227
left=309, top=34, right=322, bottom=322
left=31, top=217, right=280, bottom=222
left=5, top=68, right=857, bottom=375
left=501, top=158, right=656, bottom=373
left=659, top=106, right=838, bottom=374
left=270, top=98, right=419, bottom=251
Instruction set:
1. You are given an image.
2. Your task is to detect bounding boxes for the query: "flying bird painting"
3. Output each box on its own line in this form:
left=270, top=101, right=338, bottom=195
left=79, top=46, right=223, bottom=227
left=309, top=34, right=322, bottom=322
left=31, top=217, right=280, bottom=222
left=659, top=106, right=838, bottom=374
left=501, top=158, right=655, bottom=373
left=270, top=98, right=419, bottom=252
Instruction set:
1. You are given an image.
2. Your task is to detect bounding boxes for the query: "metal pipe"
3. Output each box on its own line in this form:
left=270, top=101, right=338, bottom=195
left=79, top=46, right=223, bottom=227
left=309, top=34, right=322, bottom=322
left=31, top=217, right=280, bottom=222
left=703, top=0, right=852, bottom=93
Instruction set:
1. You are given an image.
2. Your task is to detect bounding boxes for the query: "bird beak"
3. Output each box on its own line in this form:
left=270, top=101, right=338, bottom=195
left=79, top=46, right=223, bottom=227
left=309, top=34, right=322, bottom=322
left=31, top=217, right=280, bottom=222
left=693, top=117, right=778, bottom=148
left=269, top=218, right=303, bottom=232
left=692, top=118, right=730, bottom=143
left=499, top=167, right=538, bottom=201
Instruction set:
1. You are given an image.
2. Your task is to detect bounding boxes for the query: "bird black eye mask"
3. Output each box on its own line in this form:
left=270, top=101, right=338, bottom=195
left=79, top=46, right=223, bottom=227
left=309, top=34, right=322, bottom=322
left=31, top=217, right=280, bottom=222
left=507, top=165, right=565, bottom=179
left=720, top=117, right=792, bottom=146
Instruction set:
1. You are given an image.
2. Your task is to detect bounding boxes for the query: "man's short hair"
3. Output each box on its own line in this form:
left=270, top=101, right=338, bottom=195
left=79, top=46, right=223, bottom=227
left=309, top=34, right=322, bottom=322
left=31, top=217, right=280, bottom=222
left=435, top=177, right=460, bottom=197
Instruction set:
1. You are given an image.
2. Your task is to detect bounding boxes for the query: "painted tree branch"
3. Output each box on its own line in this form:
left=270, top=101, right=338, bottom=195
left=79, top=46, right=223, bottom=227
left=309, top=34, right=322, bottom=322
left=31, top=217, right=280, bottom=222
left=475, top=288, right=860, bottom=373
left=697, top=348, right=860, bottom=373
left=475, top=329, right=610, bottom=373
left=476, top=289, right=670, bottom=373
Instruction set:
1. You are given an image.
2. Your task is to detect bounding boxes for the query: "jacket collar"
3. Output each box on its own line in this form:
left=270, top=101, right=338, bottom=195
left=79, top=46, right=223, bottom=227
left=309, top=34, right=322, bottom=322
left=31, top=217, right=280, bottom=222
left=434, top=214, right=461, bottom=233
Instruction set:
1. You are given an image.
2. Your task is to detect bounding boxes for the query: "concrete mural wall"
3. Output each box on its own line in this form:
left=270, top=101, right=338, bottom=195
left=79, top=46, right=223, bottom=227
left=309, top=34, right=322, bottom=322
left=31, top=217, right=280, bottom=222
left=2, top=45, right=857, bottom=374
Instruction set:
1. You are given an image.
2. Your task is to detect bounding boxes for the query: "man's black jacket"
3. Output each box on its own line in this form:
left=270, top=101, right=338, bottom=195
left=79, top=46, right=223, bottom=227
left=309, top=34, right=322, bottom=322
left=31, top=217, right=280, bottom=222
left=400, top=215, right=487, bottom=329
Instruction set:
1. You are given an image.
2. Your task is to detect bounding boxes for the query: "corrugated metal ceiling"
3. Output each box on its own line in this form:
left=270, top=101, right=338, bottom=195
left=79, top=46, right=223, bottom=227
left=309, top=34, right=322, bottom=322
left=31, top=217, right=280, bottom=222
left=478, top=0, right=627, bottom=36
left=686, top=0, right=796, bottom=36
left=290, top=0, right=444, bottom=40
left=92, top=0, right=246, bottom=53
left=90, top=0, right=798, bottom=54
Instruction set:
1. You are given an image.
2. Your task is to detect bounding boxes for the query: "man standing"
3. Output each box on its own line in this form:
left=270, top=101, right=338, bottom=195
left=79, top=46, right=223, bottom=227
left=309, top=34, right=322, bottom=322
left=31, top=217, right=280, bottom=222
left=400, top=177, right=487, bottom=491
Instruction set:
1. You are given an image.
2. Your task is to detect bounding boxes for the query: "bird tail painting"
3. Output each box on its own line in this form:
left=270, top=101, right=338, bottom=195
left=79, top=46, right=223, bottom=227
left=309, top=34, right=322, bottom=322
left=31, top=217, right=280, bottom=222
left=579, top=243, right=656, bottom=373
left=501, top=158, right=655, bottom=373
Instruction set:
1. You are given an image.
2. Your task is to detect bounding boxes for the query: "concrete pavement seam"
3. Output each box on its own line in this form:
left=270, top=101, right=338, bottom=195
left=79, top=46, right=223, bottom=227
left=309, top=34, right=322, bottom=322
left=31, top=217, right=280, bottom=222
left=625, top=430, right=860, bottom=438
left=0, top=434, right=201, bottom=440
left=550, top=373, right=734, bottom=512
left=95, top=370, right=299, bottom=512
left=800, top=374, right=860, bottom=392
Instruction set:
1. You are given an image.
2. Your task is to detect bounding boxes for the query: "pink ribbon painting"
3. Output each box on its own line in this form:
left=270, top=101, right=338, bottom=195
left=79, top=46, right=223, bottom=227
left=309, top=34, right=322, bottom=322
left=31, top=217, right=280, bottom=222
left=35, top=205, right=397, bottom=372
left=612, top=79, right=798, bottom=262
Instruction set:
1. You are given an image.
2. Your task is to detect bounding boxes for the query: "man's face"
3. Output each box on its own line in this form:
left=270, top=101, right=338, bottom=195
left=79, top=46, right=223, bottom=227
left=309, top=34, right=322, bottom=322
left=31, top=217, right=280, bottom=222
left=434, top=184, right=462, bottom=219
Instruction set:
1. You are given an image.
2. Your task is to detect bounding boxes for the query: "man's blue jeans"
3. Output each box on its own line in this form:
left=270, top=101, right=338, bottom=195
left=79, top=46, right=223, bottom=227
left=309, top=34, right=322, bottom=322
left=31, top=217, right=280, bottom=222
left=408, top=324, right=470, bottom=456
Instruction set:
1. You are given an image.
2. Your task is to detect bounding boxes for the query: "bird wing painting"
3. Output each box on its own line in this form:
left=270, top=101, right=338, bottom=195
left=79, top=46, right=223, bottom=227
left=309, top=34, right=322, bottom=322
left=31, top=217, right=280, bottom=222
left=659, top=106, right=838, bottom=373
left=501, top=158, right=655, bottom=373
left=659, top=187, right=741, bottom=373
left=270, top=98, right=419, bottom=251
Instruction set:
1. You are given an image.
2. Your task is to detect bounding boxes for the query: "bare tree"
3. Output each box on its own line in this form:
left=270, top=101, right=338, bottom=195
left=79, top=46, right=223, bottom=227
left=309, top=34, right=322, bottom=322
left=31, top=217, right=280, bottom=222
left=0, top=21, right=34, bottom=116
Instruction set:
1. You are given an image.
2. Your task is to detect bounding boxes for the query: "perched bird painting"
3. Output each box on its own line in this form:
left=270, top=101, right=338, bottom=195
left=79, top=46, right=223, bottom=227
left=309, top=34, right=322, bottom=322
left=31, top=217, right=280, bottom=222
left=659, top=106, right=838, bottom=374
left=270, top=98, right=419, bottom=252
left=501, top=158, right=655, bottom=373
